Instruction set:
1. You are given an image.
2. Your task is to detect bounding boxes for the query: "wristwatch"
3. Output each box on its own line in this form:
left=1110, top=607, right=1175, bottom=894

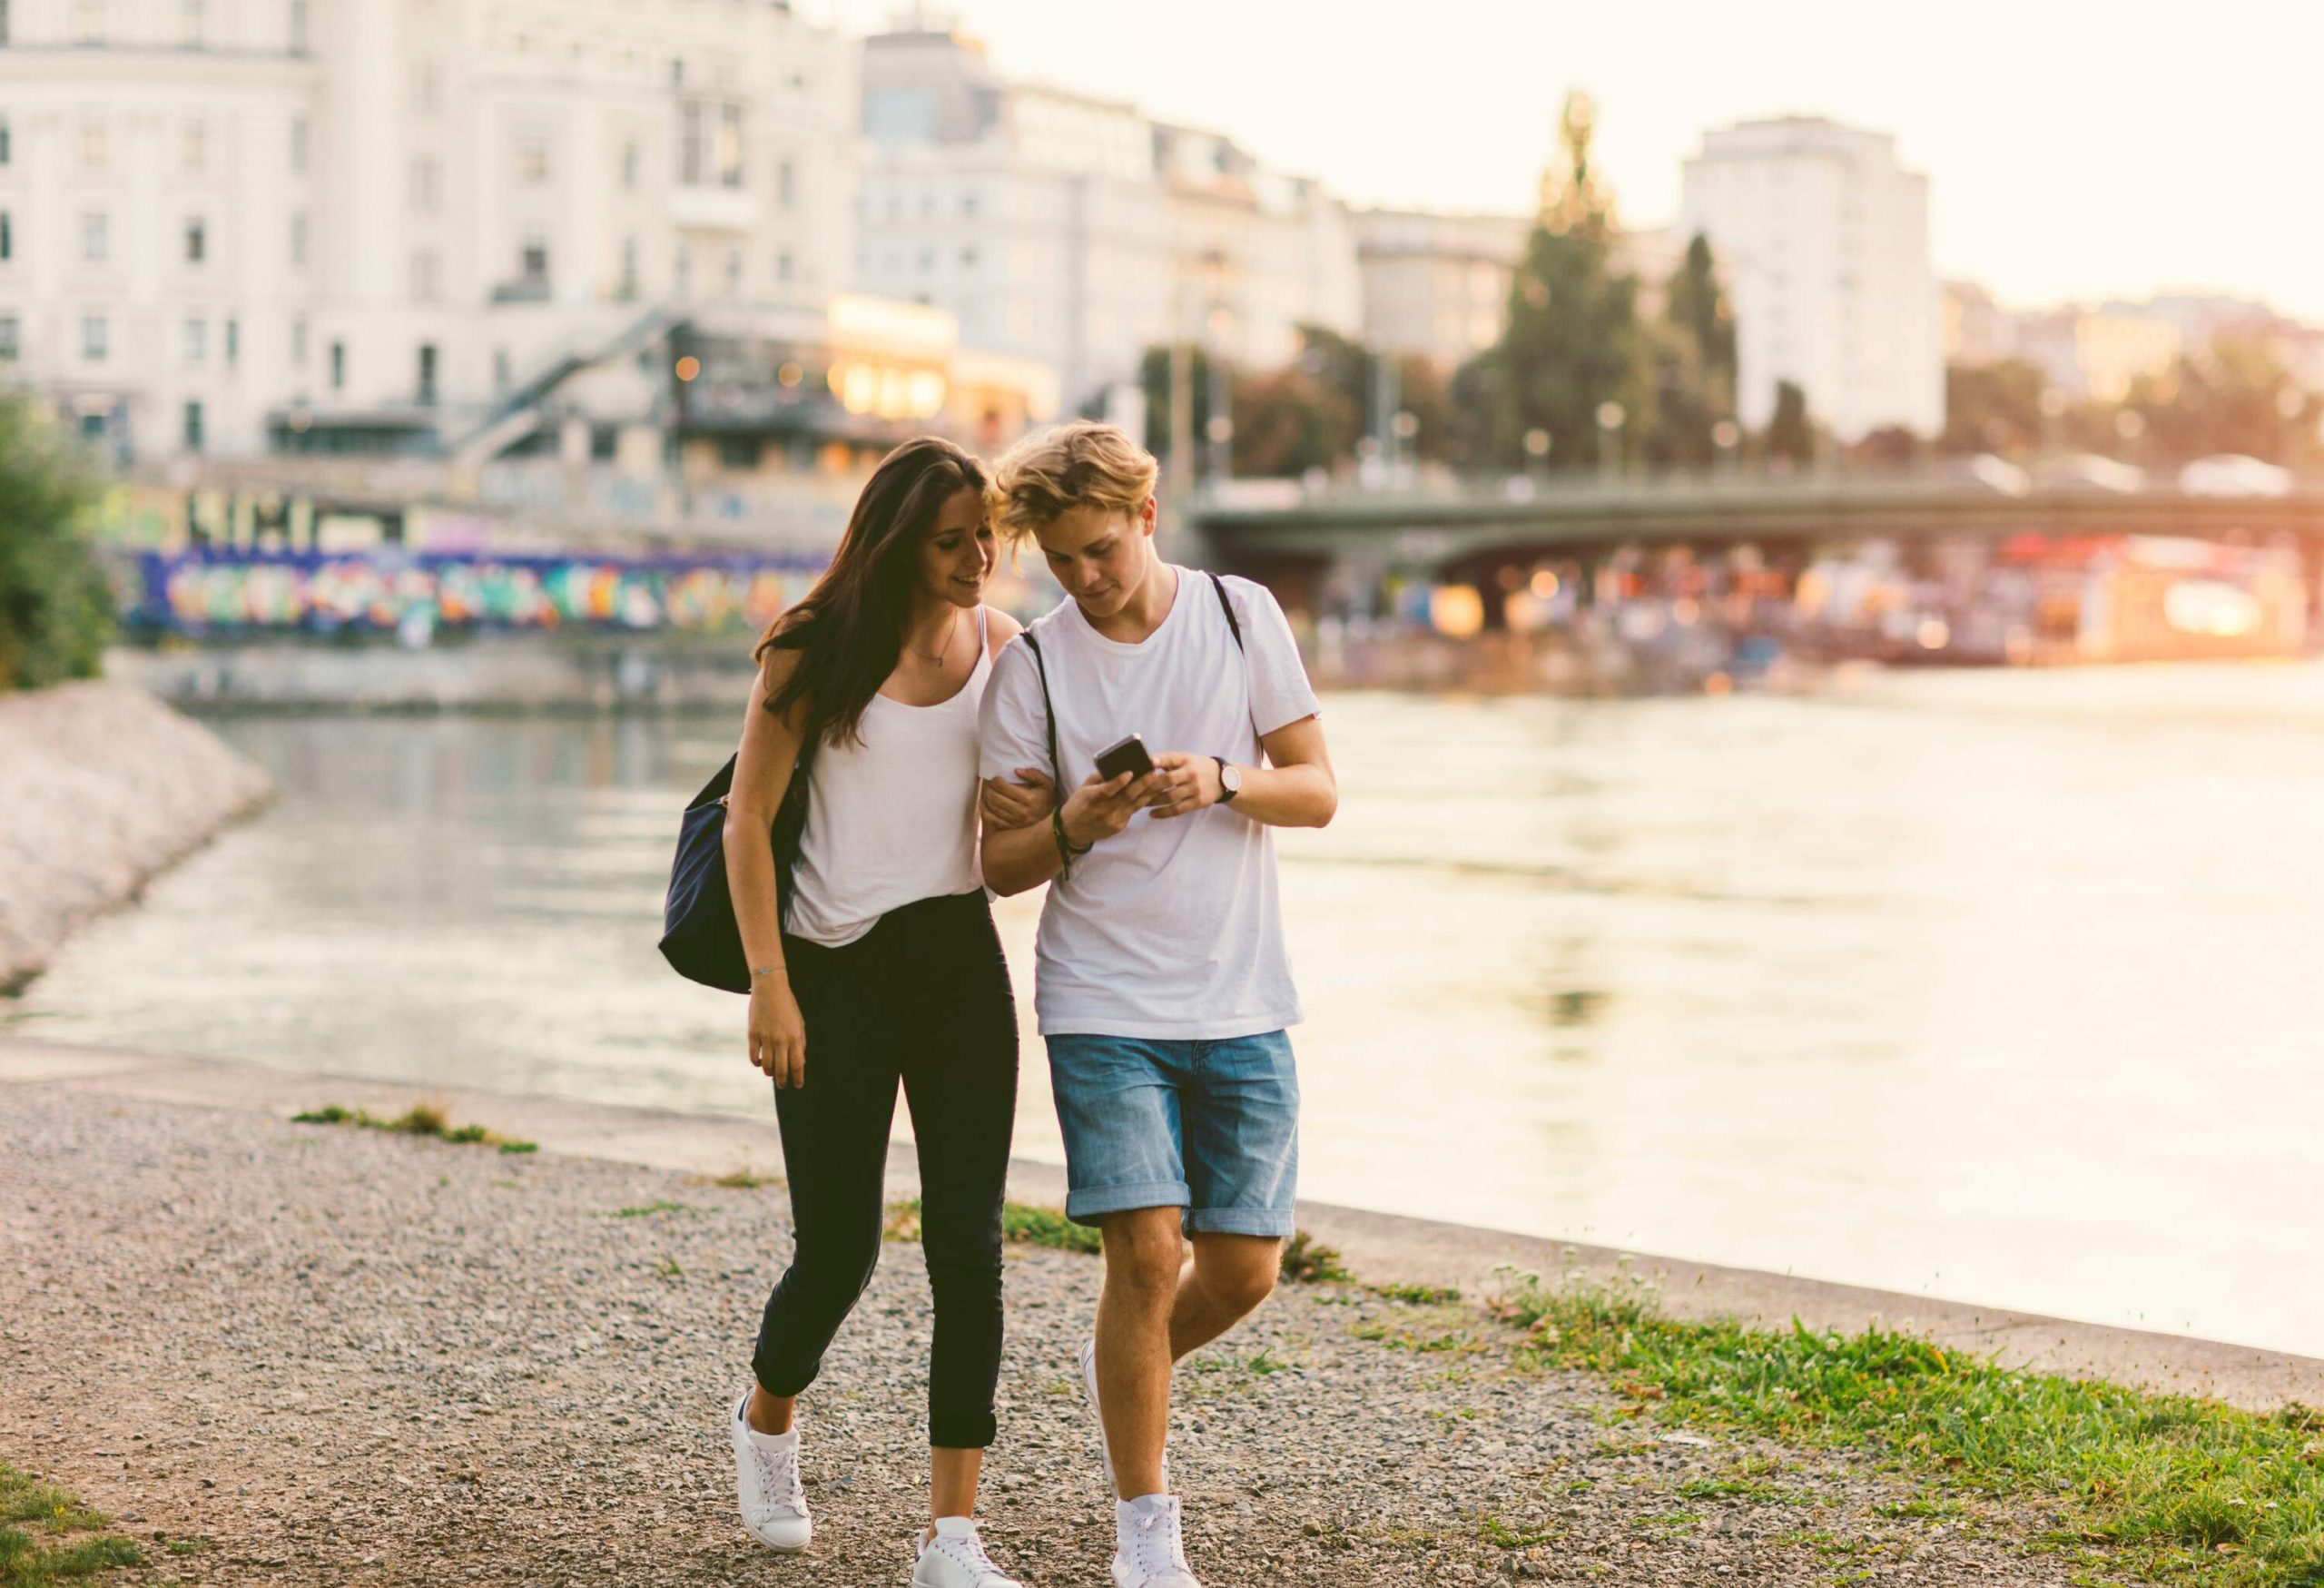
left=1213, top=757, right=1241, bottom=804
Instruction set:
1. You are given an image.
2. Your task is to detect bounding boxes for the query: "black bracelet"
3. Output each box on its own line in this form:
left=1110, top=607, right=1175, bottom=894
left=1051, top=806, right=1091, bottom=867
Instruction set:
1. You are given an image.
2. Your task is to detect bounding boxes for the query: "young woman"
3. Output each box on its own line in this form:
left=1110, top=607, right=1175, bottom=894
left=722, top=437, right=1048, bottom=1588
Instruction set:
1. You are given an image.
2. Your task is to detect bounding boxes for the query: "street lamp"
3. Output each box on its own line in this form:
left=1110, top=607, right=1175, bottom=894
left=1523, top=427, right=1551, bottom=483
left=1596, top=400, right=1626, bottom=483
left=1711, top=418, right=1740, bottom=477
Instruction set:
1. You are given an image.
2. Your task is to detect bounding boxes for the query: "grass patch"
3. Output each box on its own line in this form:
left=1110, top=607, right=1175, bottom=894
left=0, top=1465, right=142, bottom=1585
left=698, top=1166, right=782, bottom=1189
left=606, top=1200, right=694, bottom=1219
left=1000, top=1202, right=1103, bottom=1255
left=1372, top=1280, right=1462, bottom=1305
left=1280, top=1230, right=1354, bottom=1285
left=290, top=1101, right=537, bottom=1155
left=1491, top=1267, right=2324, bottom=1587
left=882, top=1198, right=1104, bottom=1256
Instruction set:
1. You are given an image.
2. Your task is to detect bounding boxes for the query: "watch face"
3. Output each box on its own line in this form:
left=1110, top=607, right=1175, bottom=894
left=1220, top=764, right=1241, bottom=798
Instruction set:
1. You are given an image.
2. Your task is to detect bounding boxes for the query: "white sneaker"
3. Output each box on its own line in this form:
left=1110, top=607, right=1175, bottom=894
left=1111, top=1494, right=1200, bottom=1588
left=731, top=1390, right=811, bottom=1553
left=911, top=1516, right=1022, bottom=1587
left=1078, top=1336, right=1167, bottom=1498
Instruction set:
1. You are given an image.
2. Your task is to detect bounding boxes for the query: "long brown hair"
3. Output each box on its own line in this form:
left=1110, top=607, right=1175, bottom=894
left=754, top=437, right=990, bottom=748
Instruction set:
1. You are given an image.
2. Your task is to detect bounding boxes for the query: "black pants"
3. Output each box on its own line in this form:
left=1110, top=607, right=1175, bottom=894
left=752, top=890, right=1019, bottom=1449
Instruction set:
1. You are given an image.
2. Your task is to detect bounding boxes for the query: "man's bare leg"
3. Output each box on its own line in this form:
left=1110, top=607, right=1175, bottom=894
left=1168, top=1233, right=1282, bottom=1362
left=1094, top=1208, right=1189, bottom=1500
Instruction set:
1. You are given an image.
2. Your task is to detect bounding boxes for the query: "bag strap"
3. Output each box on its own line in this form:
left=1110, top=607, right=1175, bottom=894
left=1019, top=630, right=1063, bottom=787
left=1205, top=569, right=1244, bottom=651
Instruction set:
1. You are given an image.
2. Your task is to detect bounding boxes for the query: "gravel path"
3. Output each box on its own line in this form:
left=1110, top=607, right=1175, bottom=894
left=2, top=1087, right=2108, bottom=1586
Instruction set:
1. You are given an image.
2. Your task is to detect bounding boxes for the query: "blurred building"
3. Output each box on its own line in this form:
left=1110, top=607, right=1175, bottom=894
left=855, top=25, right=1359, bottom=420
left=1680, top=115, right=1942, bottom=439
left=0, top=0, right=989, bottom=477
left=2012, top=306, right=2181, bottom=402
left=1941, top=280, right=2014, bottom=366
left=1351, top=208, right=1526, bottom=371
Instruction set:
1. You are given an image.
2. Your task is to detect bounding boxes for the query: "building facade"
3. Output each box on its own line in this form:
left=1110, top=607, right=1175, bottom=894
left=0, top=0, right=860, bottom=465
left=855, top=25, right=1359, bottom=422
left=1681, top=115, right=1942, bottom=440
left=1349, top=206, right=1526, bottom=372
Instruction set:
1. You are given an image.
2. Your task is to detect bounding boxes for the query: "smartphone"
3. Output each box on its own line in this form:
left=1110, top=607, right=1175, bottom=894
left=1093, top=734, right=1155, bottom=782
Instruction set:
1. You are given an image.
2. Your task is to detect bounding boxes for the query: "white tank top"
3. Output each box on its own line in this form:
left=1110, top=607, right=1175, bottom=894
left=783, top=607, right=991, bottom=947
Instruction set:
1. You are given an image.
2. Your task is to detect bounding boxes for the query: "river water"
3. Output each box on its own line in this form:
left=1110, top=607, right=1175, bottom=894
left=11, top=663, right=2321, bottom=1356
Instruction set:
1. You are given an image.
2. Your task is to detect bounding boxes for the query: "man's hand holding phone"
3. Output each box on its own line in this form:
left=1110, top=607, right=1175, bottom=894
left=1059, top=766, right=1162, bottom=847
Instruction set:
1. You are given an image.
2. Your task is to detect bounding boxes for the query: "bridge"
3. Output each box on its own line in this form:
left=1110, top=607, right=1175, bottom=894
left=1188, top=476, right=2324, bottom=596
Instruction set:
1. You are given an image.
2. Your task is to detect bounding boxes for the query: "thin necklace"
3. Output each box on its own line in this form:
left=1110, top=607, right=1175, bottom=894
left=906, top=608, right=962, bottom=667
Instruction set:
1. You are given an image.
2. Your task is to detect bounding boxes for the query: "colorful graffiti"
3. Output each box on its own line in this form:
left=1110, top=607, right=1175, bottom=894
left=133, top=550, right=827, bottom=636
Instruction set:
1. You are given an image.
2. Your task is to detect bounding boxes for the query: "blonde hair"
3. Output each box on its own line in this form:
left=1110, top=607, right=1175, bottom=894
left=986, top=420, right=1159, bottom=544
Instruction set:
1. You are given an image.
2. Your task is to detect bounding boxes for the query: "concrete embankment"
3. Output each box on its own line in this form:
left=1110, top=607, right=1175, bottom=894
left=0, top=682, right=272, bottom=990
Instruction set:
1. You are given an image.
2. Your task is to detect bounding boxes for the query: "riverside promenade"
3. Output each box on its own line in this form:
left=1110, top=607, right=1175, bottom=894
left=5, top=1036, right=2318, bottom=1587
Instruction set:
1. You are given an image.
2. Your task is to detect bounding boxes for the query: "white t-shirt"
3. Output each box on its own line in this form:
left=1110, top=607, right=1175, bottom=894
left=978, top=567, right=1322, bottom=1039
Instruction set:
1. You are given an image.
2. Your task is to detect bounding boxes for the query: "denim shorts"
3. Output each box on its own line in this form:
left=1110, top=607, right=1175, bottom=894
left=1043, top=1031, right=1299, bottom=1237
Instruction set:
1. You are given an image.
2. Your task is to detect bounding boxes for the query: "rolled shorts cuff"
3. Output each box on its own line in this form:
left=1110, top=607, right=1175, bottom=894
left=1184, top=1206, right=1297, bottom=1238
left=1063, top=1179, right=1190, bottom=1226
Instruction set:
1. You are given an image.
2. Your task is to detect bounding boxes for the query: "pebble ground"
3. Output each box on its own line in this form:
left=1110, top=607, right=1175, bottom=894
left=2, top=1088, right=2117, bottom=1586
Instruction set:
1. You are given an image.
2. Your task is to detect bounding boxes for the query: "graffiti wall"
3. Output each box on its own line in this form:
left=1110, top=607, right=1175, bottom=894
left=134, top=550, right=827, bottom=636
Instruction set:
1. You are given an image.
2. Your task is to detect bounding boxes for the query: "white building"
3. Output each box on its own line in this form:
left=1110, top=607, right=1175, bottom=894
left=0, top=0, right=859, bottom=464
left=1680, top=115, right=1942, bottom=439
left=1348, top=207, right=1524, bottom=372
left=855, top=26, right=1359, bottom=419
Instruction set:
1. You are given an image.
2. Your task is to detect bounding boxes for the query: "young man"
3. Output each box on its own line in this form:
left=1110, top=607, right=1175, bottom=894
left=977, top=422, right=1336, bottom=1588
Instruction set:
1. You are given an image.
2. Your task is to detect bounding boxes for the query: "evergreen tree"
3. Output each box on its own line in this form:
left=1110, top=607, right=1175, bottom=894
left=1464, top=92, right=1655, bottom=471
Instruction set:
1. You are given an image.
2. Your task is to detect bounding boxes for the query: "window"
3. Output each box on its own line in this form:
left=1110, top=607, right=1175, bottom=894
left=82, top=122, right=107, bottom=167
left=183, top=318, right=206, bottom=364
left=621, top=141, right=639, bottom=190
left=679, top=103, right=704, bottom=185
left=411, top=249, right=438, bottom=301
left=416, top=344, right=437, bottom=406
left=182, top=120, right=205, bottom=170
left=182, top=0, right=202, bottom=45
left=290, top=115, right=308, bottom=173
left=519, top=235, right=548, bottom=281
left=329, top=339, right=344, bottom=390
left=959, top=245, right=977, bottom=270
left=409, top=156, right=440, bottom=212
left=224, top=317, right=238, bottom=367
left=290, top=211, right=307, bottom=266
left=960, top=192, right=978, bottom=218
left=74, top=0, right=103, bottom=44
left=83, top=316, right=108, bottom=361
left=675, top=241, right=692, bottom=297
left=185, top=217, right=206, bottom=263
left=716, top=104, right=743, bottom=189
left=290, top=316, right=306, bottom=366
left=0, top=118, right=10, bottom=166
left=83, top=212, right=108, bottom=263
left=183, top=399, right=204, bottom=453
left=0, top=212, right=11, bottom=262
left=493, top=348, right=510, bottom=390
left=517, top=134, right=548, bottom=184
left=724, top=248, right=742, bottom=298
left=0, top=316, right=17, bottom=361
left=619, top=235, right=638, bottom=299
left=0, top=1, right=9, bottom=46
left=289, top=0, right=307, bottom=54
left=777, top=158, right=794, bottom=210
left=775, top=249, right=792, bottom=283
left=409, top=58, right=441, bottom=113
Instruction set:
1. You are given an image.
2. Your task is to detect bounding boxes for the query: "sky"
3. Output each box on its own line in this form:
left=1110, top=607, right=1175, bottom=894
left=812, top=0, right=2324, bottom=322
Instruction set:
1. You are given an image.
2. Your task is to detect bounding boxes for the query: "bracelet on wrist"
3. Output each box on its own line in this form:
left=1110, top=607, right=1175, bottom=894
left=1052, top=805, right=1092, bottom=865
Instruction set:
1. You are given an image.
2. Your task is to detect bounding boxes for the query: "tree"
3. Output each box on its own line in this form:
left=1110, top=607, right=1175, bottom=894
left=0, top=398, right=111, bottom=690
left=1462, top=92, right=1656, bottom=471
left=1765, top=380, right=1816, bottom=469
left=1939, top=360, right=2046, bottom=456
left=1649, top=232, right=1737, bottom=469
left=2122, top=338, right=2315, bottom=464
